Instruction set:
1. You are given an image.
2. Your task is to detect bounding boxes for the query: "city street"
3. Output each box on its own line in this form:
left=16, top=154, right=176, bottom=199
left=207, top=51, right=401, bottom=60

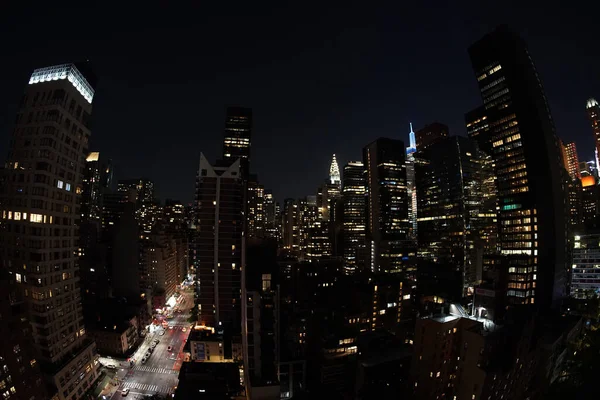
left=103, top=288, right=194, bottom=399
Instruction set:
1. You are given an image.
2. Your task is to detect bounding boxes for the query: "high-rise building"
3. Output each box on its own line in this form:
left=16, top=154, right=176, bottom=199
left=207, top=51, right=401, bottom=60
left=247, top=177, right=265, bottom=239
left=562, top=142, right=581, bottom=180
left=406, top=123, right=418, bottom=241
left=342, top=161, right=366, bottom=274
left=363, top=138, right=412, bottom=274
left=415, top=136, right=497, bottom=298
left=467, top=26, right=568, bottom=309
left=194, top=154, right=243, bottom=332
left=329, top=154, right=341, bottom=185
left=415, top=122, right=449, bottom=151
left=222, top=106, right=252, bottom=179
left=80, top=151, right=112, bottom=254
left=117, top=178, right=157, bottom=231
left=0, top=63, right=99, bottom=399
left=263, top=190, right=281, bottom=241
left=282, top=198, right=300, bottom=252
left=586, top=98, right=600, bottom=172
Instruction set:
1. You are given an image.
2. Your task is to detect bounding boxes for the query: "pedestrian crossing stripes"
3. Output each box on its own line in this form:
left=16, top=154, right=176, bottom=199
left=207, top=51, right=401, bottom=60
left=133, top=365, right=174, bottom=374
left=122, top=382, right=174, bottom=394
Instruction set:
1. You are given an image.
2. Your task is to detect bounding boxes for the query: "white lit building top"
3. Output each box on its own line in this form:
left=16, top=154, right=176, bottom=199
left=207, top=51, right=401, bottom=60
left=587, top=98, right=599, bottom=109
left=29, top=63, right=95, bottom=103
left=329, top=154, right=341, bottom=184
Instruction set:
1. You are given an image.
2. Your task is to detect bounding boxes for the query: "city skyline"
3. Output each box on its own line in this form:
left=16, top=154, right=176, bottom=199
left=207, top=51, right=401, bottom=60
left=1, top=3, right=600, bottom=203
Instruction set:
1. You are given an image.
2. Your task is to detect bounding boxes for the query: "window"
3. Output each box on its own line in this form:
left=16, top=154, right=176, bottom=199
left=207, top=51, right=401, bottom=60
left=57, top=180, right=64, bottom=189
left=65, top=183, right=71, bottom=192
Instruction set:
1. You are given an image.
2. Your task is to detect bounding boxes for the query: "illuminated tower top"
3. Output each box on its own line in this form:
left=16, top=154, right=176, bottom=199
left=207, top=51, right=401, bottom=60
left=406, top=122, right=417, bottom=155
left=329, top=154, right=341, bottom=184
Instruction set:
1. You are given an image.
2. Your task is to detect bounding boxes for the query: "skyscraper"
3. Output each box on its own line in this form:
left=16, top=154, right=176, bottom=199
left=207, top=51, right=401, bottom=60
left=0, top=63, right=99, bottom=399
left=415, top=122, right=449, bottom=151
left=415, top=136, right=497, bottom=298
left=329, top=154, right=341, bottom=185
left=405, top=123, right=417, bottom=240
left=586, top=98, right=600, bottom=172
left=342, top=161, right=366, bottom=274
left=194, top=154, right=243, bottom=332
left=247, top=177, right=265, bottom=239
left=467, top=26, right=567, bottom=309
left=562, top=141, right=581, bottom=180
left=222, top=106, right=252, bottom=179
left=363, top=138, right=412, bottom=274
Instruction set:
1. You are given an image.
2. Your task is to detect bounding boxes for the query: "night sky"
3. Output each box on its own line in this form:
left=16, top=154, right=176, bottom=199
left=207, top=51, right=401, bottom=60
left=1, top=2, right=599, bottom=204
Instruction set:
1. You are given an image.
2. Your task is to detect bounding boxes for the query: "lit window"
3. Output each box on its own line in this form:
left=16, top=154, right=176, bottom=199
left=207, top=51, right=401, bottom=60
left=66, top=183, right=71, bottom=191
left=57, top=180, right=64, bottom=189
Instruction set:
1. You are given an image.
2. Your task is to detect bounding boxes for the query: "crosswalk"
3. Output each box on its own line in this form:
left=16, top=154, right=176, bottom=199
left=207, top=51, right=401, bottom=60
left=133, top=365, right=176, bottom=374
left=122, top=381, right=174, bottom=394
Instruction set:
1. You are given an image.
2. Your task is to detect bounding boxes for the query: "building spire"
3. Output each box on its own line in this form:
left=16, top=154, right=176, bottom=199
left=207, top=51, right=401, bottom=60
left=406, top=122, right=417, bottom=155
left=329, top=154, right=341, bottom=184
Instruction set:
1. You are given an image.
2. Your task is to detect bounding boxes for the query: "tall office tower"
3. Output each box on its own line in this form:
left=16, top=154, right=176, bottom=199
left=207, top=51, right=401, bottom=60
left=194, top=154, right=243, bottom=332
left=80, top=151, right=112, bottom=253
left=342, top=161, right=366, bottom=274
left=263, top=190, right=280, bottom=241
left=247, top=177, right=265, bottom=239
left=0, top=271, right=49, bottom=400
left=0, top=63, right=99, bottom=399
left=363, top=138, right=411, bottom=273
left=282, top=198, right=300, bottom=251
left=566, top=178, right=583, bottom=232
left=415, top=136, right=497, bottom=298
left=222, top=106, right=252, bottom=179
left=465, top=106, right=491, bottom=151
left=405, top=123, right=418, bottom=241
left=415, top=122, right=449, bottom=151
left=467, top=26, right=567, bottom=309
left=562, top=142, right=581, bottom=180
left=586, top=98, right=600, bottom=172
left=329, top=154, right=341, bottom=185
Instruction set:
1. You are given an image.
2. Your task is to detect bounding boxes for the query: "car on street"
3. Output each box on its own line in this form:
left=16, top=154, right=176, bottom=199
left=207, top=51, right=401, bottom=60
left=159, top=330, right=165, bottom=336
left=121, top=388, right=130, bottom=396
left=167, top=346, right=172, bottom=352
left=141, top=357, right=147, bottom=364
left=182, top=327, right=187, bottom=332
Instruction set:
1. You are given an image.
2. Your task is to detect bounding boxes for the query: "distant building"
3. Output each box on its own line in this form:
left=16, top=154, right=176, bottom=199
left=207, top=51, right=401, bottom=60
left=87, top=315, right=139, bottom=356
left=363, top=138, right=412, bottom=274
left=415, top=122, right=449, bottom=151
left=329, top=154, right=341, bottom=185
left=562, top=141, right=581, bottom=180
left=467, top=26, right=568, bottom=310
left=247, top=177, right=265, bottom=239
left=222, top=106, right=252, bottom=179
left=263, top=190, right=281, bottom=241
left=405, top=123, right=418, bottom=241
left=571, top=233, right=600, bottom=298
left=342, top=161, right=366, bottom=274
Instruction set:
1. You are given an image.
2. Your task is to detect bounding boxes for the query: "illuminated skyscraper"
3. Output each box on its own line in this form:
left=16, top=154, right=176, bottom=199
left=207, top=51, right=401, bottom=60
left=586, top=98, right=600, bottom=173
left=342, top=161, right=366, bottom=273
left=247, top=177, right=265, bottom=239
left=562, top=141, right=581, bottom=180
left=406, top=123, right=417, bottom=240
left=222, top=106, right=252, bottom=179
left=0, top=63, right=99, bottom=399
left=363, top=138, right=412, bottom=273
left=329, top=154, right=341, bottom=185
left=467, top=26, right=567, bottom=309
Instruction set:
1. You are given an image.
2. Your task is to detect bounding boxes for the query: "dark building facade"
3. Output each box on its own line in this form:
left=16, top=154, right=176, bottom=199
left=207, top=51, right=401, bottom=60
left=415, top=122, right=449, bottom=151
left=363, top=138, right=412, bottom=274
left=415, top=136, right=497, bottom=298
left=194, top=154, right=243, bottom=332
left=342, top=161, right=366, bottom=274
left=467, top=26, right=568, bottom=310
